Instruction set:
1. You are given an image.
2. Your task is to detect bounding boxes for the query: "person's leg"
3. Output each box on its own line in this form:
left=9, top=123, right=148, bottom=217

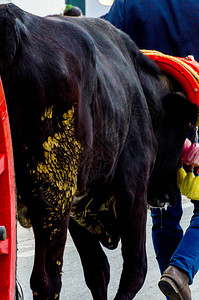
left=151, top=195, right=183, bottom=274
left=158, top=200, right=199, bottom=299
left=169, top=200, right=199, bottom=284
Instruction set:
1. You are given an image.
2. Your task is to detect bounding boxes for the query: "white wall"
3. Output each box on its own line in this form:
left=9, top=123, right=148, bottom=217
left=0, top=0, right=10, bottom=3
left=86, top=0, right=111, bottom=17
left=0, top=0, right=111, bottom=18
left=0, top=0, right=65, bottom=16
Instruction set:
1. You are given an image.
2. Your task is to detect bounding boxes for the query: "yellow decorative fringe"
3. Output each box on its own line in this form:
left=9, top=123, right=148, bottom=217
left=186, top=175, right=199, bottom=200
left=181, top=171, right=195, bottom=196
left=177, top=167, right=199, bottom=199
left=177, top=167, right=187, bottom=191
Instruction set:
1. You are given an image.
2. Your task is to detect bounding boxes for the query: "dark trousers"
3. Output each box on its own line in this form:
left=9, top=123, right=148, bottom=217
left=151, top=196, right=199, bottom=284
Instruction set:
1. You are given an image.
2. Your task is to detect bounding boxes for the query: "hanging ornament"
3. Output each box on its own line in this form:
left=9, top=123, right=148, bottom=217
left=186, top=170, right=199, bottom=200
left=180, top=166, right=195, bottom=196
left=177, top=127, right=199, bottom=199
left=177, top=165, right=187, bottom=191
left=183, top=127, right=199, bottom=166
left=181, top=138, right=191, bottom=161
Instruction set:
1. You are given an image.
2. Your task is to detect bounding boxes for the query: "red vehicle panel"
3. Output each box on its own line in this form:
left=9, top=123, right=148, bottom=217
left=0, top=78, right=16, bottom=300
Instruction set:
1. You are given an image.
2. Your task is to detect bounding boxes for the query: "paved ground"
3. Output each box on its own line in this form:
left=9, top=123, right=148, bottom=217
left=17, top=198, right=199, bottom=299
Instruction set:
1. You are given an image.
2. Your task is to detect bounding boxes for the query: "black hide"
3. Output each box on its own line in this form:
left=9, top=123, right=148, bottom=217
left=0, top=4, right=196, bottom=300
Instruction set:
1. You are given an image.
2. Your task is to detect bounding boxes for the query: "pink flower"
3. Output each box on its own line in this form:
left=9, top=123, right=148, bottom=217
left=184, top=142, right=199, bottom=166
left=181, top=138, right=191, bottom=161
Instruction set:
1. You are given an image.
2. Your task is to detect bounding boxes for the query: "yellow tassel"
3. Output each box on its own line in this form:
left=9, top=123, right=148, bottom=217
left=177, top=167, right=187, bottom=191
left=186, top=174, right=199, bottom=200
left=180, top=170, right=195, bottom=196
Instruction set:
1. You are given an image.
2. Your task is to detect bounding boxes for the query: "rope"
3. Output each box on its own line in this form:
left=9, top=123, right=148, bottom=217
left=141, top=49, right=199, bottom=83
left=82, top=198, right=93, bottom=218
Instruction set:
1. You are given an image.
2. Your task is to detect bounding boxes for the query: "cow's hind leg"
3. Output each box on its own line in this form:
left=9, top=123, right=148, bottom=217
left=69, top=217, right=110, bottom=300
left=30, top=215, right=69, bottom=300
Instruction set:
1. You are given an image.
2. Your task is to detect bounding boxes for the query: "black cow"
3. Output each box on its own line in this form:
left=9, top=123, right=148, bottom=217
left=0, top=4, right=196, bottom=300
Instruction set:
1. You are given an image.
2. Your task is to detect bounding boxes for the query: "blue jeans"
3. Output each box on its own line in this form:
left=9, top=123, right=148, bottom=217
left=151, top=196, right=199, bottom=284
